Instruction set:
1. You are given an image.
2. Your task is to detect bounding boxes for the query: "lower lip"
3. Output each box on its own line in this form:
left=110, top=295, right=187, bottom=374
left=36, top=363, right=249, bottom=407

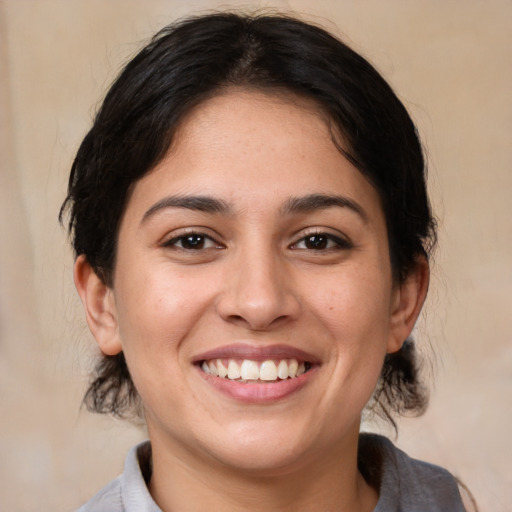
left=196, top=366, right=315, bottom=403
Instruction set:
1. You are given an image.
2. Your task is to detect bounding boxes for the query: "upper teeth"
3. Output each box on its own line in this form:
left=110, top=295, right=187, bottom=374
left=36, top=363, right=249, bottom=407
left=201, top=358, right=306, bottom=381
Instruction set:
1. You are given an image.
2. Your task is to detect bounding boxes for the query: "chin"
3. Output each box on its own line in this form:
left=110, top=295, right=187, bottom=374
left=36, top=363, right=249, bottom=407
left=214, top=443, right=307, bottom=475
left=198, top=420, right=324, bottom=476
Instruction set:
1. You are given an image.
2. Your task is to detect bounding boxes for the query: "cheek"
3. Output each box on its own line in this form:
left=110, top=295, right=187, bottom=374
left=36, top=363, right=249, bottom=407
left=112, top=267, right=216, bottom=417
left=307, top=265, right=392, bottom=401
left=310, top=264, right=393, bottom=341
left=113, top=262, right=216, bottom=359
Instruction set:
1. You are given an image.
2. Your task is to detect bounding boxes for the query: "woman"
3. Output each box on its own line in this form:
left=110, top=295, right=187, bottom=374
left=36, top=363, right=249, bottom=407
left=62, top=12, right=469, bottom=511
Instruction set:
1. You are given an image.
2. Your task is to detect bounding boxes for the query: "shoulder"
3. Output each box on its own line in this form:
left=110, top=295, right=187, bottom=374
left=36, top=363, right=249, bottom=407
left=76, top=441, right=160, bottom=512
left=359, top=433, right=467, bottom=512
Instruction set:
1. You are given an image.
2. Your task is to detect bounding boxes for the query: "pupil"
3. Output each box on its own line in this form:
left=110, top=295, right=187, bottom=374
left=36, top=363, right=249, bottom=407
left=184, top=235, right=204, bottom=249
left=306, top=235, right=327, bottom=250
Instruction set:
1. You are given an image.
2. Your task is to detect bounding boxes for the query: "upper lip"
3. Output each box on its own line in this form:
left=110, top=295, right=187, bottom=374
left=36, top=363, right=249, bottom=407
left=193, top=343, right=320, bottom=364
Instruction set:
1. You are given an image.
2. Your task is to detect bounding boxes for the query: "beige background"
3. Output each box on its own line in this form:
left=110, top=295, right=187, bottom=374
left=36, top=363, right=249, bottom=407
left=1, top=1, right=510, bottom=510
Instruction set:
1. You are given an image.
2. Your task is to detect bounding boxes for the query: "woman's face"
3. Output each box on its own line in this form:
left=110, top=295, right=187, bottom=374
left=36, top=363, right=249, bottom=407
left=88, top=89, right=420, bottom=473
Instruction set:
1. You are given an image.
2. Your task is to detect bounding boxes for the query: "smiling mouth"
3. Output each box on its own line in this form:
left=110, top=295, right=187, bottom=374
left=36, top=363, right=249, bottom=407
left=200, top=358, right=312, bottom=383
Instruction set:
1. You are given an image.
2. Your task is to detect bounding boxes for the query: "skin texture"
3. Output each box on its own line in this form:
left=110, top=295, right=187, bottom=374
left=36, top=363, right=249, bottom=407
left=75, top=89, right=429, bottom=511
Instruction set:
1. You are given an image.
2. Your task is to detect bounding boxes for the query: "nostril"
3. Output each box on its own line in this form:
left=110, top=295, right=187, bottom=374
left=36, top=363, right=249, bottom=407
left=269, top=315, right=292, bottom=328
left=227, top=313, right=294, bottom=331
left=226, top=314, right=246, bottom=324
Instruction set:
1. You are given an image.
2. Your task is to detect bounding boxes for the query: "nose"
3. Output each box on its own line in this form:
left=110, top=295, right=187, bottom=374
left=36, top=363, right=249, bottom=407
left=216, top=247, right=301, bottom=331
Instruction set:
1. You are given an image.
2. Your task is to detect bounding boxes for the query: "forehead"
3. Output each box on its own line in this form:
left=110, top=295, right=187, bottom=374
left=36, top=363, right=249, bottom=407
left=169, top=88, right=334, bottom=162
left=125, top=88, right=382, bottom=221
left=178, top=86, right=331, bottom=135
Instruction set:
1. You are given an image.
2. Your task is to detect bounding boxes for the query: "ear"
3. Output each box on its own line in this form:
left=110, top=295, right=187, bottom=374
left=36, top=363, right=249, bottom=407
left=74, top=255, right=122, bottom=356
left=387, top=256, right=430, bottom=353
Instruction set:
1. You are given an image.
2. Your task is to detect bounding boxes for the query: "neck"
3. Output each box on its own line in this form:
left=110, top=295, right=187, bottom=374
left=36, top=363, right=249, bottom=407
left=147, top=428, right=378, bottom=512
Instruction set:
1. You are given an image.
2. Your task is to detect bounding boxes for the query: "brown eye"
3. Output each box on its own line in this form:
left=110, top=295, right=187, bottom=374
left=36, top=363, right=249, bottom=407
left=304, top=235, right=329, bottom=250
left=164, top=233, right=220, bottom=250
left=292, top=233, right=352, bottom=251
left=180, top=234, right=206, bottom=249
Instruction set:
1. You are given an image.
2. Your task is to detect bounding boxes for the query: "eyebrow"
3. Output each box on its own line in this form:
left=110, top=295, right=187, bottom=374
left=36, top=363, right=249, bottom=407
left=141, top=192, right=368, bottom=224
left=141, top=195, right=232, bottom=223
left=281, top=193, right=368, bottom=222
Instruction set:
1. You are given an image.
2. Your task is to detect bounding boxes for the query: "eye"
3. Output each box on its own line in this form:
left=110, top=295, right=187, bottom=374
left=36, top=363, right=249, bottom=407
left=291, top=232, right=352, bottom=251
left=164, top=232, right=222, bottom=250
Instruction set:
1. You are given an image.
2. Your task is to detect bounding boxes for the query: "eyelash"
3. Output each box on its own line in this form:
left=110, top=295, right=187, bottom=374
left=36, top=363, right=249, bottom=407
left=163, top=232, right=223, bottom=251
left=290, top=232, right=353, bottom=251
left=162, top=230, right=352, bottom=252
